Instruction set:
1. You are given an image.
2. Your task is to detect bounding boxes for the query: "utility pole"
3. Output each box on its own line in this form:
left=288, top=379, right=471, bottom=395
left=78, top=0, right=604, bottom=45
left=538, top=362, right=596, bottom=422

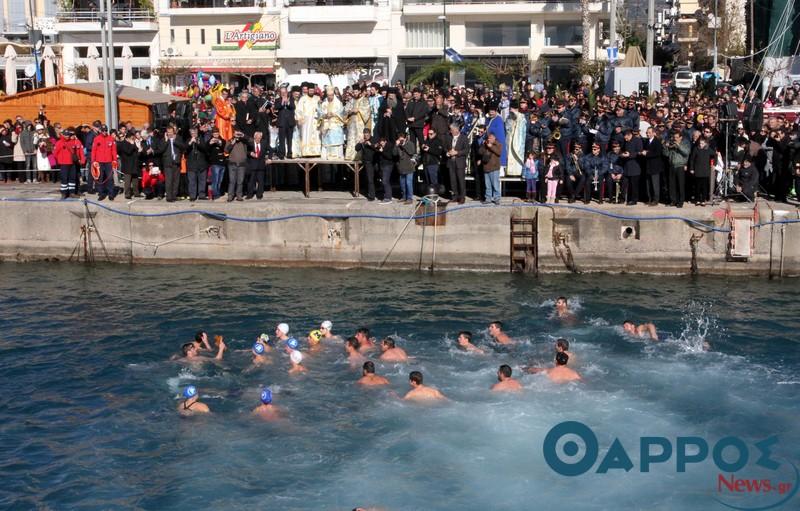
left=439, top=0, right=447, bottom=61
left=712, top=0, right=718, bottom=76
left=646, top=0, right=655, bottom=93
left=106, top=0, right=118, bottom=129
left=98, top=0, right=111, bottom=126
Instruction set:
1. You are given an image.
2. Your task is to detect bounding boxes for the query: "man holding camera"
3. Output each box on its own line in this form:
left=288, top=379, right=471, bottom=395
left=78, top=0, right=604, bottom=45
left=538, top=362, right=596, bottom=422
left=185, top=127, right=208, bottom=201
left=225, top=130, right=249, bottom=202
left=664, top=130, right=691, bottom=208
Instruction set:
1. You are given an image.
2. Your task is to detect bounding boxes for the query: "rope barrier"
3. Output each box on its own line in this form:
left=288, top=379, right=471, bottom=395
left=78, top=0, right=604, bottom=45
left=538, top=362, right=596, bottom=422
left=1, top=196, right=798, bottom=233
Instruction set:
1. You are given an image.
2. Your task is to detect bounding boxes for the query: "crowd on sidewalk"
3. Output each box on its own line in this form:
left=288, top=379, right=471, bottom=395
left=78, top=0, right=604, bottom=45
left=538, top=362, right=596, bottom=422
left=1, top=79, right=799, bottom=206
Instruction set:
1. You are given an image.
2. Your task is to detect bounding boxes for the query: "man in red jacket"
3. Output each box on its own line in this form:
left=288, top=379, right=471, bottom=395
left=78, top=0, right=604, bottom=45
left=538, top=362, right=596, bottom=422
left=90, top=125, right=118, bottom=201
left=53, top=127, right=85, bottom=199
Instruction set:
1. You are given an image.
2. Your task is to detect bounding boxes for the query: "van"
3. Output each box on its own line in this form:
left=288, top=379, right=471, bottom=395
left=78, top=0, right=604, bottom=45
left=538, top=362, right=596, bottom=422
left=279, top=73, right=352, bottom=92
left=673, top=67, right=694, bottom=90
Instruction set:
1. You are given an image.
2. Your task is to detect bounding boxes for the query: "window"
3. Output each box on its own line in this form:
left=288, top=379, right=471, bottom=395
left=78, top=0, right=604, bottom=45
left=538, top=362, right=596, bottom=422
left=131, top=46, right=150, bottom=58
left=216, top=29, right=221, bottom=45
left=544, top=23, right=582, bottom=46
left=405, top=22, right=444, bottom=49
left=201, top=29, right=206, bottom=45
left=186, top=29, right=191, bottom=44
left=465, top=22, right=529, bottom=47
left=170, top=29, right=175, bottom=44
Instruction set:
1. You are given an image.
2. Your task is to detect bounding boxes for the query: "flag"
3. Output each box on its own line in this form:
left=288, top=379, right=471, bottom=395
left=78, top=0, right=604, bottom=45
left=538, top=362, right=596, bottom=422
left=445, top=48, right=463, bottom=64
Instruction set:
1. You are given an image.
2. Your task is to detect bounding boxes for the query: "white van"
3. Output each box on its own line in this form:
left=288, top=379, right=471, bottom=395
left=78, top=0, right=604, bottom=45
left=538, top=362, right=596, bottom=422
left=673, top=67, right=694, bottom=90
left=279, top=73, right=352, bottom=92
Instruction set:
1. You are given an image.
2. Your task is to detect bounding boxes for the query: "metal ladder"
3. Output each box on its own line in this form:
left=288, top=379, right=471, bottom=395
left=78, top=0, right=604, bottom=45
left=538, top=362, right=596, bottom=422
left=510, top=212, right=537, bottom=274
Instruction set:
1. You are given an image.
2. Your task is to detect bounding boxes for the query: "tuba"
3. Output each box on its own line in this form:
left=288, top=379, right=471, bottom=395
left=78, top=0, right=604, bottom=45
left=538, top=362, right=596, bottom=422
left=551, top=127, right=561, bottom=141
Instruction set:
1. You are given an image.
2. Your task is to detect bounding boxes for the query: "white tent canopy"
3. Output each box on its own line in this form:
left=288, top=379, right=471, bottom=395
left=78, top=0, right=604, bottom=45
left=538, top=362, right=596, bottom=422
left=86, top=45, right=100, bottom=82
left=42, top=46, right=57, bottom=87
left=3, top=45, right=17, bottom=96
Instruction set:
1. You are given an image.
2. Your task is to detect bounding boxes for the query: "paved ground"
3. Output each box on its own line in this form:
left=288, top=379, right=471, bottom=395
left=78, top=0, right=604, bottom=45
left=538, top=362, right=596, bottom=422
left=2, top=181, right=789, bottom=216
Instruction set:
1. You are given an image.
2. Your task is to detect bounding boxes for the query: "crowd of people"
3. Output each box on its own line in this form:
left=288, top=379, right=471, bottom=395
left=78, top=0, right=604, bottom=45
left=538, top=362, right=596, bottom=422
left=174, top=297, right=661, bottom=418
left=2, top=79, right=799, bottom=206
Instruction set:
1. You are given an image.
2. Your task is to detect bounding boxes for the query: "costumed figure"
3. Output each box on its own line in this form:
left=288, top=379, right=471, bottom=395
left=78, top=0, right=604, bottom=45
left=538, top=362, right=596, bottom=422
left=295, top=86, right=321, bottom=157
left=345, top=87, right=372, bottom=161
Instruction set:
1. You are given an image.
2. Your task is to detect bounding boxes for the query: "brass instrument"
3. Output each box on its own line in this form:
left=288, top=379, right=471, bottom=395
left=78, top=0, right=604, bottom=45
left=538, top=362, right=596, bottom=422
left=571, top=153, right=583, bottom=178
left=592, top=167, right=599, bottom=192
left=551, top=128, right=561, bottom=141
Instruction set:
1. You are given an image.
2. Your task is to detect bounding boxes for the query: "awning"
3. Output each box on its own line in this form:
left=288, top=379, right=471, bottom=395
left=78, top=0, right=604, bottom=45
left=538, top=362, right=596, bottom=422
left=186, top=67, right=274, bottom=73
left=168, top=58, right=275, bottom=74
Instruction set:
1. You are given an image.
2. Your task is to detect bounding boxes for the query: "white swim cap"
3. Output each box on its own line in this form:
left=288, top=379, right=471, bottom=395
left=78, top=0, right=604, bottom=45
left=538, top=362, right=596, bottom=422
left=290, top=350, right=303, bottom=364
left=321, top=320, right=332, bottom=330
left=277, top=323, right=289, bottom=335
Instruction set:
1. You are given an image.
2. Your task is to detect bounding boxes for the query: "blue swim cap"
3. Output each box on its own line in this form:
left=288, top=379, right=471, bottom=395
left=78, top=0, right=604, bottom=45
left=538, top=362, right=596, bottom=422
left=260, top=388, right=273, bottom=404
left=253, top=342, right=265, bottom=355
left=286, top=337, right=299, bottom=350
left=183, top=385, right=197, bottom=399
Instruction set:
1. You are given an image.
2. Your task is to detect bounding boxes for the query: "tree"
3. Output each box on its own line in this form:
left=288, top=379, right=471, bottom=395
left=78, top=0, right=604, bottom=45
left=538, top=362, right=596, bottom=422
left=311, top=59, right=361, bottom=86
left=480, top=56, right=541, bottom=95
left=581, top=0, right=592, bottom=58
left=406, top=61, right=497, bottom=88
left=152, top=59, right=190, bottom=87
left=68, top=63, right=89, bottom=82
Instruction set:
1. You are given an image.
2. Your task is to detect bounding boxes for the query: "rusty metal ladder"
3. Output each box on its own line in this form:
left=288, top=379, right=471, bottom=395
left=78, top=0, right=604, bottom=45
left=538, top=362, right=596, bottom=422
left=510, top=211, right=538, bottom=274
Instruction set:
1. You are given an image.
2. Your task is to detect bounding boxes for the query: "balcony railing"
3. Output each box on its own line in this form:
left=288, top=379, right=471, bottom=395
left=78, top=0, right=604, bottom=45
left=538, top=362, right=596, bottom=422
left=56, top=8, right=156, bottom=22
left=288, top=0, right=374, bottom=5
left=168, top=0, right=259, bottom=7
left=403, top=0, right=563, bottom=3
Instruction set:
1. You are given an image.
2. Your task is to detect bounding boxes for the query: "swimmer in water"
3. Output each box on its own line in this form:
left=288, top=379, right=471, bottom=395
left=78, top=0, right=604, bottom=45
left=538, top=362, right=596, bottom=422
left=456, top=331, right=485, bottom=354
left=195, top=330, right=212, bottom=351
left=488, top=321, right=513, bottom=345
left=275, top=323, right=296, bottom=347
left=355, top=327, right=376, bottom=352
left=556, top=338, right=574, bottom=361
left=288, top=349, right=307, bottom=374
left=491, top=364, right=523, bottom=392
left=251, top=342, right=271, bottom=366
left=554, top=296, right=577, bottom=321
left=357, top=361, right=390, bottom=386
left=545, top=352, right=581, bottom=383
left=252, top=388, right=281, bottom=420
left=178, top=385, right=210, bottom=415
left=307, top=329, right=323, bottom=353
left=345, top=336, right=367, bottom=367
left=622, top=320, right=659, bottom=341
left=181, top=338, right=226, bottom=361
left=254, top=333, right=272, bottom=353
left=403, top=371, right=447, bottom=401
left=319, top=320, right=341, bottom=342
left=379, top=337, right=409, bottom=362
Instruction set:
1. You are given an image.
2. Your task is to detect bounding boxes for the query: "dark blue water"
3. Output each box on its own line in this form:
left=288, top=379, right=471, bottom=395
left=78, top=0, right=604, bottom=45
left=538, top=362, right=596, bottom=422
left=0, top=264, right=798, bottom=511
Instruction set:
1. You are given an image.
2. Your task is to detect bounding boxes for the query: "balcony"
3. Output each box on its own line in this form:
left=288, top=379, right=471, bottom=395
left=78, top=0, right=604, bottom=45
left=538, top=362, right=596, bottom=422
left=161, top=0, right=276, bottom=15
left=288, top=0, right=379, bottom=23
left=169, top=0, right=258, bottom=7
left=403, top=0, right=588, bottom=17
left=56, top=9, right=156, bottom=22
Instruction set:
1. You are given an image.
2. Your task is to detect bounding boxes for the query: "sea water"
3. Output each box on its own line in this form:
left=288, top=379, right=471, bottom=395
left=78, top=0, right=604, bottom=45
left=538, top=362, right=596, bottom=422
left=0, top=264, right=798, bottom=511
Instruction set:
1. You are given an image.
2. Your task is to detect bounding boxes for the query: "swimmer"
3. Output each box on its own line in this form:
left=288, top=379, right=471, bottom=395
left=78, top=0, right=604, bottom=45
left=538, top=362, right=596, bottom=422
left=544, top=352, right=581, bottom=383
left=255, top=333, right=272, bottom=353
left=488, top=321, right=513, bottom=345
left=525, top=338, right=575, bottom=373
left=555, top=296, right=576, bottom=321
left=252, top=388, right=281, bottom=420
left=622, top=320, right=659, bottom=341
left=195, top=330, right=212, bottom=351
left=251, top=342, right=271, bottom=366
left=307, top=329, right=323, bottom=353
left=403, top=371, right=447, bottom=401
left=275, top=323, right=295, bottom=346
left=345, top=336, right=367, bottom=367
left=379, top=338, right=409, bottom=362
left=181, top=338, right=226, bottom=361
left=319, top=320, right=341, bottom=341
left=555, top=338, right=574, bottom=361
left=288, top=349, right=307, bottom=374
left=456, top=331, right=485, bottom=354
left=355, top=327, right=376, bottom=352
left=357, top=361, right=390, bottom=386
left=491, top=364, right=523, bottom=392
left=178, top=385, right=210, bottom=415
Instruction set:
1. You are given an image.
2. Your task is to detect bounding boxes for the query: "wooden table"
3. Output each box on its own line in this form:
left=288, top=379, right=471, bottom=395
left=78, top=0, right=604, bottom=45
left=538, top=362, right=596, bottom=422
left=267, top=159, right=362, bottom=198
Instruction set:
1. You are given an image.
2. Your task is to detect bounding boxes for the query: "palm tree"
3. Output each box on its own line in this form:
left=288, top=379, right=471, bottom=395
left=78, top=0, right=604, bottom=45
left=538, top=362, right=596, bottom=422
left=581, top=0, right=591, bottom=58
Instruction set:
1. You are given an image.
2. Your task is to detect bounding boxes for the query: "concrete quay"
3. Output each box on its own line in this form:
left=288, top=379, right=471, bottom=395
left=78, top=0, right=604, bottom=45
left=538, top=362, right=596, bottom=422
left=0, top=184, right=798, bottom=276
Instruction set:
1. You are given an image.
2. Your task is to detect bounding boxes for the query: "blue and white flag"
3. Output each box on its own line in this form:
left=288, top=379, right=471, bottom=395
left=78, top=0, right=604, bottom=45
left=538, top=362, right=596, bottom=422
left=445, top=48, right=463, bottom=64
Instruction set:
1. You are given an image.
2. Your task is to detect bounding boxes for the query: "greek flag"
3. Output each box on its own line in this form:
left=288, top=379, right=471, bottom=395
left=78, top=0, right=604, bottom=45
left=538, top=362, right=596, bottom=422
left=445, top=48, right=463, bottom=64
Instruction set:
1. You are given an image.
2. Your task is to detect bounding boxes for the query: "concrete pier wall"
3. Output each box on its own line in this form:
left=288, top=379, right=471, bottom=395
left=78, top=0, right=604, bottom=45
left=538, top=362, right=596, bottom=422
left=1, top=196, right=799, bottom=276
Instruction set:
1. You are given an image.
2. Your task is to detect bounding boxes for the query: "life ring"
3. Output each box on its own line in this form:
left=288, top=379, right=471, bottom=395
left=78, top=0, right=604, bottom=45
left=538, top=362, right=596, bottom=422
left=91, top=161, right=101, bottom=180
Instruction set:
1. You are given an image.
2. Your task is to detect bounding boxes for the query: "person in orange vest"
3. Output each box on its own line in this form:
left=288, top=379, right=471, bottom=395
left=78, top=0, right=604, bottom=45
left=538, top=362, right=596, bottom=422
left=90, top=125, right=118, bottom=201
